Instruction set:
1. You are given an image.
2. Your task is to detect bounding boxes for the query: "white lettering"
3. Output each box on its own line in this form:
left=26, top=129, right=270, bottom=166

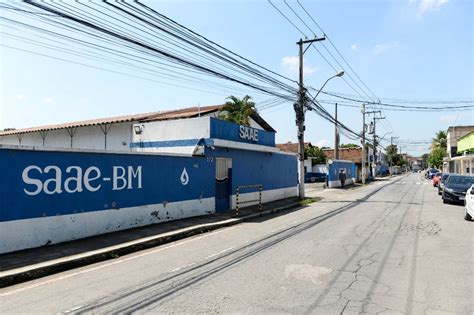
left=128, top=166, right=142, bottom=189
left=22, top=165, right=43, bottom=196
left=238, top=126, right=259, bottom=142
left=84, top=166, right=102, bottom=192
left=64, top=166, right=83, bottom=193
left=113, top=166, right=127, bottom=191
left=43, top=166, right=63, bottom=195
left=239, top=125, right=245, bottom=139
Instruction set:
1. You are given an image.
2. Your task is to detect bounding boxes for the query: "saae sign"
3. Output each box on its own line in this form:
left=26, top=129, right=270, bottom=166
left=239, top=125, right=258, bottom=142
left=22, top=165, right=143, bottom=196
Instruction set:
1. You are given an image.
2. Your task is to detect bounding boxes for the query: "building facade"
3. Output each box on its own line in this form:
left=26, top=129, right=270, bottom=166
left=443, top=126, right=474, bottom=174
left=0, top=107, right=297, bottom=254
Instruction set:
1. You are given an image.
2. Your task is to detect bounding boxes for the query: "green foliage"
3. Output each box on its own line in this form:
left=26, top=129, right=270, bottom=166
left=431, top=130, right=447, bottom=150
left=339, top=143, right=360, bottom=149
left=428, top=147, right=446, bottom=168
left=426, top=130, right=447, bottom=168
left=299, top=197, right=322, bottom=206
left=218, top=95, right=256, bottom=126
left=304, top=146, right=327, bottom=164
left=386, top=144, right=398, bottom=164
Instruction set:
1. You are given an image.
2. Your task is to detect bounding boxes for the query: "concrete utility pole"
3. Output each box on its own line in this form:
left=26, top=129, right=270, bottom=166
left=296, top=37, right=325, bottom=200
left=364, top=110, right=384, bottom=178
left=334, top=102, right=339, bottom=160
left=361, top=103, right=366, bottom=184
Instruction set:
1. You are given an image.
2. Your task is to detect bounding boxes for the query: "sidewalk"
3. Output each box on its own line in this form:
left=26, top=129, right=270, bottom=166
left=0, top=197, right=301, bottom=288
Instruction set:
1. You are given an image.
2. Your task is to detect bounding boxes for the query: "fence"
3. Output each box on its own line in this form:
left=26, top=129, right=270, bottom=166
left=235, top=184, right=263, bottom=217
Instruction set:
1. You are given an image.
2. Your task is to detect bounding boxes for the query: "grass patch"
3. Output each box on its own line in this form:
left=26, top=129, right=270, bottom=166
left=299, top=197, right=322, bottom=206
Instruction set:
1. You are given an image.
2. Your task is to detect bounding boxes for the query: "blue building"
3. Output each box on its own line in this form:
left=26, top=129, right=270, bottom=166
left=0, top=106, right=297, bottom=253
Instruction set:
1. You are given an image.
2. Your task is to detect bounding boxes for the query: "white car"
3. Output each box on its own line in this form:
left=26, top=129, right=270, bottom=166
left=465, top=184, right=474, bottom=221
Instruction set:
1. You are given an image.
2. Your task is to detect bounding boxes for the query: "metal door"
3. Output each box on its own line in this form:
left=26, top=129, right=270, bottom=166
left=215, top=158, right=232, bottom=212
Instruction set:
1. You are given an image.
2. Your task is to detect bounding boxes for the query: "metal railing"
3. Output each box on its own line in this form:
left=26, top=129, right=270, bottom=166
left=235, top=184, right=263, bottom=217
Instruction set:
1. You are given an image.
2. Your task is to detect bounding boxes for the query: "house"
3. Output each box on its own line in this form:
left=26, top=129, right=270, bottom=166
left=443, top=125, right=474, bottom=174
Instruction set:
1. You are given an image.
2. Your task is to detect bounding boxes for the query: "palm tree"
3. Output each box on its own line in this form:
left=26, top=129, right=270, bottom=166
left=218, top=95, right=257, bottom=126
left=431, top=130, right=447, bottom=150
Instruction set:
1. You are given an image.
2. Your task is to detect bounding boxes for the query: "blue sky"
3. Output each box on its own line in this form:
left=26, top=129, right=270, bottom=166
left=0, top=0, right=472, bottom=155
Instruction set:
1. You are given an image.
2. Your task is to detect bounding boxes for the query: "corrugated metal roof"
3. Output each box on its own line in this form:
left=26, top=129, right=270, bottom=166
left=0, top=111, right=162, bottom=136
left=0, top=104, right=276, bottom=136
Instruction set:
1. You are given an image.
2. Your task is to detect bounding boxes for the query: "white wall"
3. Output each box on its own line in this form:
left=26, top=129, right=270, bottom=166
left=0, top=197, right=215, bottom=254
left=133, top=116, right=211, bottom=143
left=0, top=122, right=133, bottom=151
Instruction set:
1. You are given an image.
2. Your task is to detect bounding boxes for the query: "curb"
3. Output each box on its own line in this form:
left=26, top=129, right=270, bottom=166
left=0, top=201, right=301, bottom=288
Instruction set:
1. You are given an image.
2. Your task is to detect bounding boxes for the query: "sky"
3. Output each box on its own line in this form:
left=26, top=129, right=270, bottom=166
left=0, top=0, right=473, bottom=156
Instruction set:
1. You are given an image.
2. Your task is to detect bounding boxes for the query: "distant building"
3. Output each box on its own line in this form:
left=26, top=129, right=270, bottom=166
left=444, top=125, right=474, bottom=174
left=446, top=125, right=474, bottom=158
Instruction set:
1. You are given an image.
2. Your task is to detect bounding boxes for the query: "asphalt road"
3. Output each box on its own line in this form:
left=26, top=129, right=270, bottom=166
left=1, top=174, right=472, bottom=314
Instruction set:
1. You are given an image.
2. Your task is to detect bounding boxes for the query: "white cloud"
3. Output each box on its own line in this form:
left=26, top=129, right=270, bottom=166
left=315, top=139, right=330, bottom=148
left=281, top=56, right=317, bottom=75
left=411, top=0, right=449, bottom=17
left=42, top=97, right=54, bottom=104
left=351, top=44, right=359, bottom=51
left=16, top=95, right=25, bottom=101
left=439, top=113, right=471, bottom=122
left=373, top=41, right=400, bottom=55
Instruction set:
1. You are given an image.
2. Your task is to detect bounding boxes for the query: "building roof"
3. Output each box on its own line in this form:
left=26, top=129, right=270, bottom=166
left=276, top=142, right=313, bottom=154
left=323, top=147, right=363, bottom=163
left=447, top=125, right=474, bottom=132
left=0, top=104, right=275, bottom=136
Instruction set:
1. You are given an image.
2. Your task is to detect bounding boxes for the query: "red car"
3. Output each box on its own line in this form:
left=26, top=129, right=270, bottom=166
left=432, top=172, right=442, bottom=187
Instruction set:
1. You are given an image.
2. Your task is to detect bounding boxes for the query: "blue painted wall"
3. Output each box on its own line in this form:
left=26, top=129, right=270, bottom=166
left=327, top=160, right=356, bottom=182
left=207, top=147, right=297, bottom=194
left=0, top=146, right=297, bottom=223
left=0, top=148, right=215, bottom=222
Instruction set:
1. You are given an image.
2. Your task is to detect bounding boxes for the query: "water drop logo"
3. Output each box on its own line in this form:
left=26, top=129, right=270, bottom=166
left=180, top=167, right=189, bottom=185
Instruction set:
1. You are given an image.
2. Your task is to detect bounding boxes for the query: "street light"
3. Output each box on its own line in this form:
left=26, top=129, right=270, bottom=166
left=296, top=70, right=345, bottom=200
left=310, top=71, right=345, bottom=104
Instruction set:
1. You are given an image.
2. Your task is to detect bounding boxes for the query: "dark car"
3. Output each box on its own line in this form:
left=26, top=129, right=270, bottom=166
left=442, top=175, right=474, bottom=204
left=304, top=172, right=326, bottom=183
left=426, top=168, right=439, bottom=179
left=438, top=173, right=451, bottom=195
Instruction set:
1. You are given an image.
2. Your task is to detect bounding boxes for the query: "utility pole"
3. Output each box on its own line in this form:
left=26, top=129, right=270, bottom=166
left=296, top=37, right=325, bottom=200
left=334, top=102, right=339, bottom=160
left=361, top=103, right=366, bottom=184
left=364, top=110, right=384, bottom=179
left=389, top=136, right=398, bottom=175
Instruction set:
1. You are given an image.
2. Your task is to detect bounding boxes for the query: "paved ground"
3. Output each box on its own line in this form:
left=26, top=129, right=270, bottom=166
left=1, top=174, right=472, bottom=314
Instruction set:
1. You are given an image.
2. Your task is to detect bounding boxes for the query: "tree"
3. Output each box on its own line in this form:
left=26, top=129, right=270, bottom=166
left=218, top=95, right=256, bottom=126
left=339, top=143, right=361, bottom=149
left=304, top=146, right=327, bottom=164
left=431, top=130, right=447, bottom=151
left=427, top=130, right=447, bottom=168
left=386, top=144, right=398, bottom=165
left=428, top=147, right=445, bottom=168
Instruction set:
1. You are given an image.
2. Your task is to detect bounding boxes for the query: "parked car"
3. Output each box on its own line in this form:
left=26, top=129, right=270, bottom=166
left=438, top=173, right=451, bottom=195
left=304, top=172, right=326, bottom=183
left=432, top=172, right=442, bottom=187
left=426, top=168, right=439, bottom=179
left=464, top=184, right=474, bottom=221
left=442, top=175, right=474, bottom=204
